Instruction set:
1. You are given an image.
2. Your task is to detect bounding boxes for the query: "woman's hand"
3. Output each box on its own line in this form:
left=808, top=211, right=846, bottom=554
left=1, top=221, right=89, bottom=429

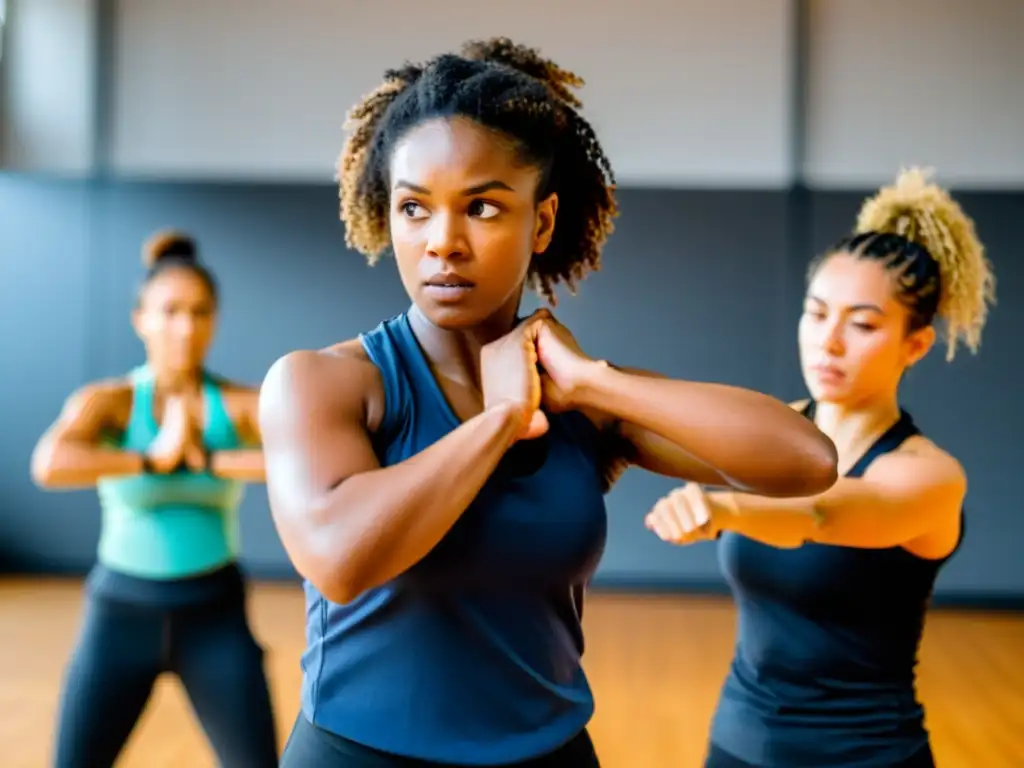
left=481, top=310, right=551, bottom=440
left=645, top=483, right=726, bottom=545
left=534, top=314, right=601, bottom=413
left=145, top=395, right=192, bottom=473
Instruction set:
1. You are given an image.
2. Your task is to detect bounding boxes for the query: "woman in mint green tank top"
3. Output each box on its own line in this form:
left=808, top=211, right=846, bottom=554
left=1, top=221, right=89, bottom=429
left=31, top=231, right=279, bottom=768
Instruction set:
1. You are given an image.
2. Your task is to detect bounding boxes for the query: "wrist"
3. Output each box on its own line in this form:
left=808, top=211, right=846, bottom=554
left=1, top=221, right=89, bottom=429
left=487, top=398, right=530, bottom=431
left=139, top=452, right=156, bottom=474
left=566, top=358, right=612, bottom=409
left=709, top=491, right=741, bottom=535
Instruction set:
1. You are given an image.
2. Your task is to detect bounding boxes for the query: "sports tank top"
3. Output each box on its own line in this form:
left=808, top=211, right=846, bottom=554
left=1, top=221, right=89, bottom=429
left=710, top=404, right=963, bottom=767
left=94, top=366, right=245, bottom=581
left=300, top=312, right=609, bottom=765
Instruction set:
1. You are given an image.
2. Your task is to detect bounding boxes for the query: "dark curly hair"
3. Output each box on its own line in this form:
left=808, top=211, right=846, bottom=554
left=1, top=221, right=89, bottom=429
left=337, top=37, right=618, bottom=304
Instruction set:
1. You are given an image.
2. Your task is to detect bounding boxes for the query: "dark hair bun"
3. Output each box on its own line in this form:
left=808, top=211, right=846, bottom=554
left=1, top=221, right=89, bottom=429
left=142, top=230, right=198, bottom=269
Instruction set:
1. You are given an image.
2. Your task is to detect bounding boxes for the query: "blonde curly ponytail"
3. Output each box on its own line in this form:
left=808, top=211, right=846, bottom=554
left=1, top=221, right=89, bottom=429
left=853, top=168, right=996, bottom=361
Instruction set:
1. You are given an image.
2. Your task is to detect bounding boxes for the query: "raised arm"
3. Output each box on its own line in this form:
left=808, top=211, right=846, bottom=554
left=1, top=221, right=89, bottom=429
left=259, top=348, right=529, bottom=605
left=714, top=443, right=965, bottom=550
left=646, top=441, right=965, bottom=554
left=534, top=318, right=839, bottom=498
left=31, top=382, right=140, bottom=489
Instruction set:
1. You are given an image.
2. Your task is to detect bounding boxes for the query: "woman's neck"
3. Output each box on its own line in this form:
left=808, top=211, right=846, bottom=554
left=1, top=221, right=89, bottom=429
left=407, top=301, right=520, bottom=390
left=148, top=364, right=203, bottom=395
left=813, top=397, right=902, bottom=473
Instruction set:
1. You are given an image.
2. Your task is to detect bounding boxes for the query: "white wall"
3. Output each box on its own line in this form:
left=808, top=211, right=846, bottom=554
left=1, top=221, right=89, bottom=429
left=3, top=1, right=1021, bottom=188
left=110, top=0, right=794, bottom=187
left=0, top=0, right=97, bottom=176
left=804, top=0, right=1024, bottom=189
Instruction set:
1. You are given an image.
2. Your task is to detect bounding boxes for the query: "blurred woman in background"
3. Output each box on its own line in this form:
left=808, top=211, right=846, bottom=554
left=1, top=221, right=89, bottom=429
left=31, top=231, right=279, bottom=768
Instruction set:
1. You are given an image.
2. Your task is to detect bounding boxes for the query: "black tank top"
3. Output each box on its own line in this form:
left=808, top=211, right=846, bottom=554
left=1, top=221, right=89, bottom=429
left=710, top=404, right=963, bottom=766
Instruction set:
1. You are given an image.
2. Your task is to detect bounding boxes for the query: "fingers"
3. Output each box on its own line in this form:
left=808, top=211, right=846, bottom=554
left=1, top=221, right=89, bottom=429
left=184, top=443, right=205, bottom=472
left=651, top=496, right=687, bottom=542
left=683, top=483, right=713, bottom=530
left=645, top=504, right=676, bottom=542
left=645, top=484, right=714, bottom=546
left=521, top=309, right=553, bottom=343
left=521, top=409, right=550, bottom=441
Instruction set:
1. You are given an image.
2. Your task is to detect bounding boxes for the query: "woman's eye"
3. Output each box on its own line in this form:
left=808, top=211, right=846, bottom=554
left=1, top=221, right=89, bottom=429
left=468, top=200, right=500, bottom=219
left=400, top=201, right=427, bottom=219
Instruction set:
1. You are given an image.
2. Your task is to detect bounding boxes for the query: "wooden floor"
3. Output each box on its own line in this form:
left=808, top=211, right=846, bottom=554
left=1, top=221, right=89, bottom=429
left=2, top=580, right=1023, bottom=767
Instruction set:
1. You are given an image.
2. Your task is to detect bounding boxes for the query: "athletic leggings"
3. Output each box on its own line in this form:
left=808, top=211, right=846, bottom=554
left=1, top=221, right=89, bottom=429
left=704, top=742, right=936, bottom=767
left=52, top=589, right=278, bottom=768
left=280, top=713, right=601, bottom=768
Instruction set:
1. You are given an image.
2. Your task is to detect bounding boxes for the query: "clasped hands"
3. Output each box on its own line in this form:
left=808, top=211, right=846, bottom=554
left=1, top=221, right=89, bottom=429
left=144, top=391, right=209, bottom=474
left=480, top=308, right=603, bottom=440
left=483, top=309, right=726, bottom=546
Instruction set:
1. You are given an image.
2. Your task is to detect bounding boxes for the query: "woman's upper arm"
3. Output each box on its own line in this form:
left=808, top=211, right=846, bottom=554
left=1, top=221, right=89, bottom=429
left=586, top=365, right=730, bottom=487
left=814, top=445, right=966, bottom=548
left=257, top=349, right=383, bottom=573
left=39, top=381, right=128, bottom=447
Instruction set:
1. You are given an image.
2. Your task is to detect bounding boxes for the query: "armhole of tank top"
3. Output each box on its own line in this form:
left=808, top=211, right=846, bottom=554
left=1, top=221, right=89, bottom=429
left=199, top=373, right=240, bottom=447
left=358, top=330, right=411, bottom=447
left=122, top=368, right=149, bottom=440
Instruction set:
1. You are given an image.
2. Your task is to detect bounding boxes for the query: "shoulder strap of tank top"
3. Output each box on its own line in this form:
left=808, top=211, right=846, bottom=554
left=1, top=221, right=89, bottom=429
left=846, top=410, right=920, bottom=478
left=358, top=314, right=413, bottom=443
left=125, top=365, right=155, bottom=436
left=803, top=401, right=920, bottom=478
left=198, top=369, right=238, bottom=445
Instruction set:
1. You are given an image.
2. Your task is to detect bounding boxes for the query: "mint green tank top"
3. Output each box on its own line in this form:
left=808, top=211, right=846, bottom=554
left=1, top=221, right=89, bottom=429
left=95, top=366, right=246, bottom=580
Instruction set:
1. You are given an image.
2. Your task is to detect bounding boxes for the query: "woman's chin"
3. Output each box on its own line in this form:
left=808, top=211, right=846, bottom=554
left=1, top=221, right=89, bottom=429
left=805, top=381, right=851, bottom=405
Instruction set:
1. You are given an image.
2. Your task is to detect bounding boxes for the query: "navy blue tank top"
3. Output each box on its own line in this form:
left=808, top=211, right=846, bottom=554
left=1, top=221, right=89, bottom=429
left=299, top=313, right=609, bottom=765
left=711, top=404, right=962, bottom=767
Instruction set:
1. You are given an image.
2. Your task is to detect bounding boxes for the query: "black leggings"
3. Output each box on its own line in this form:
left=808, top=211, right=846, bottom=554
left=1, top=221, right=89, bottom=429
left=280, top=713, right=600, bottom=768
left=53, top=592, right=278, bottom=768
left=704, top=742, right=936, bottom=767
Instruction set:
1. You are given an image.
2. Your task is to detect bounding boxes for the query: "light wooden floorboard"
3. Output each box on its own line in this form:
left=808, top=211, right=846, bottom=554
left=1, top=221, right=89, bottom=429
left=1, top=579, right=1021, bottom=767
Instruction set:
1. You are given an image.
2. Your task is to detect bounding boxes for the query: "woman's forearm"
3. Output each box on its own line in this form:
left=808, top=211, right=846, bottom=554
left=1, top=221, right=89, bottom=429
left=575, top=362, right=838, bottom=496
left=31, top=440, right=144, bottom=489
left=210, top=449, right=265, bottom=483
left=293, top=402, right=525, bottom=604
left=712, top=491, right=818, bottom=548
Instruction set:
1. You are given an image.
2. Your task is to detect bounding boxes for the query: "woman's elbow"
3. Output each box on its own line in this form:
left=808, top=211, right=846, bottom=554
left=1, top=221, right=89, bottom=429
left=283, top=538, right=363, bottom=604
left=737, top=434, right=837, bottom=498
left=785, top=431, right=839, bottom=496
left=274, top=511, right=366, bottom=605
left=30, top=443, right=57, bottom=488
left=303, top=565, right=361, bottom=605
left=803, top=445, right=840, bottom=494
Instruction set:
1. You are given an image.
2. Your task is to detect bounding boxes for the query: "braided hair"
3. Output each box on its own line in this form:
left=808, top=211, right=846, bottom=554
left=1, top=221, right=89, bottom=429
left=337, top=38, right=618, bottom=304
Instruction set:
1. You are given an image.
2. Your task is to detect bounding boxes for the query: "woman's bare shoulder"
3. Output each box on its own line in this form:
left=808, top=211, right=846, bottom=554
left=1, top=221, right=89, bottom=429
left=259, top=339, right=385, bottom=434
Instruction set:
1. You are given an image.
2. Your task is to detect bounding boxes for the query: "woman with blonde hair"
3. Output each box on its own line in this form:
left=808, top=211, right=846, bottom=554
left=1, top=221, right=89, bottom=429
left=646, top=169, right=996, bottom=767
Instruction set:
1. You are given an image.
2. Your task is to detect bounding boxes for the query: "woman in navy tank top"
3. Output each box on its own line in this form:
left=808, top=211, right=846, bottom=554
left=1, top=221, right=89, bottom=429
left=646, top=169, right=997, bottom=767
left=260, top=38, right=838, bottom=767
